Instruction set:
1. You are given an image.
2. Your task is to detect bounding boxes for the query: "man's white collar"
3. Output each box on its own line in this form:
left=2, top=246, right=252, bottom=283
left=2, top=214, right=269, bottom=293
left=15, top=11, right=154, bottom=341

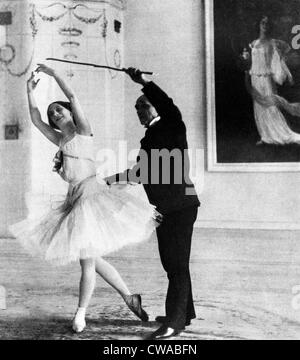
left=149, top=116, right=161, bottom=127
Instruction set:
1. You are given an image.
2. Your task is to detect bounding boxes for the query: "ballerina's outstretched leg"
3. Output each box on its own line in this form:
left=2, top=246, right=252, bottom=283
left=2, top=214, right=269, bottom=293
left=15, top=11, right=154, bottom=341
left=73, top=256, right=148, bottom=333
left=95, top=257, right=148, bottom=321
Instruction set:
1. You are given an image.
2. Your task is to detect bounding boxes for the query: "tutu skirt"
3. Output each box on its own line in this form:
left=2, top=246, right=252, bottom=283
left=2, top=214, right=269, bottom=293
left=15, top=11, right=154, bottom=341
left=10, top=176, right=160, bottom=265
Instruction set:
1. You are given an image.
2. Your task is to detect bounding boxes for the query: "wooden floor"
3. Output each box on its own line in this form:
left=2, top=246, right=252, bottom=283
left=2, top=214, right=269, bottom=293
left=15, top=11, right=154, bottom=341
left=1, top=228, right=300, bottom=340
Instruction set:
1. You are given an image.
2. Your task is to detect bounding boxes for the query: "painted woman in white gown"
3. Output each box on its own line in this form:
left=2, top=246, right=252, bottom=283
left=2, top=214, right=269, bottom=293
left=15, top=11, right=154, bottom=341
left=245, top=16, right=300, bottom=145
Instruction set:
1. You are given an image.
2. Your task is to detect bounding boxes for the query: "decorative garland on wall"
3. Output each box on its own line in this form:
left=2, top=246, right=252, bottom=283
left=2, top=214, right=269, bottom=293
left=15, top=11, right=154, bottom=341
left=0, top=2, right=122, bottom=78
left=33, top=3, right=109, bottom=46
left=59, top=27, right=82, bottom=36
left=35, top=9, right=68, bottom=22
left=0, top=44, right=15, bottom=65
left=6, top=49, right=35, bottom=77
left=34, top=3, right=106, bottom=31
left=33, top=3, right=120, bottom=78
left=0, top=4, right=37, bottom=77
left=73, top=11, right=103, bottom=24
left=113, top=49, right=121, bottom=68
left=29, top=3, right=38, bottom=37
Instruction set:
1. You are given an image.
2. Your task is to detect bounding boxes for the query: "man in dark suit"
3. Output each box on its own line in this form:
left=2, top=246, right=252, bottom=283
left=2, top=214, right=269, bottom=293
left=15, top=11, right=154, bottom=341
left=105, top=68, right=200, bottom=339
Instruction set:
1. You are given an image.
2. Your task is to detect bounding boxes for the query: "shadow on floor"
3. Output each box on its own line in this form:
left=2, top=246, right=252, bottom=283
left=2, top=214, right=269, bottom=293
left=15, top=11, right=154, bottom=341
left=0, top=317, right=159, bottom=340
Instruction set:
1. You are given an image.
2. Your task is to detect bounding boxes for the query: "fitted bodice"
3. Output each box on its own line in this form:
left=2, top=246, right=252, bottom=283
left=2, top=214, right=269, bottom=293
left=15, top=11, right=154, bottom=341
left=60, top=133, right=96, bottom=185
left=249, top=39, right=292, bottom=86
left=250, top=41, right=273, bottom=76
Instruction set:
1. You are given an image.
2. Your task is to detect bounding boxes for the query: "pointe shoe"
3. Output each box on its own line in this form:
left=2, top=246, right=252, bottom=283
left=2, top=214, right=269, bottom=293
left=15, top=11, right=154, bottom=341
left=72, top=316, right=86, bottom=333
left=125, top=294, right=149, bottom=322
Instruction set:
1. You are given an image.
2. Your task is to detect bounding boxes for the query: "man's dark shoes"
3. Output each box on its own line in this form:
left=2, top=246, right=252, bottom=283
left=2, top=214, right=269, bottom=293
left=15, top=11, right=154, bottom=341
left=146, top=325, right=180, bottom=340
left=124, top=294, right=149, bottom=322
left=155, top=315, right=191, bottom=326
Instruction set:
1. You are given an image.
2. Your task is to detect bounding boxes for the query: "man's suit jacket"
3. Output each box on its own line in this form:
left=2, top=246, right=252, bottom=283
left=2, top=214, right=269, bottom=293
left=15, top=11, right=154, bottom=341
left=106, top=81, right=200, bottom=215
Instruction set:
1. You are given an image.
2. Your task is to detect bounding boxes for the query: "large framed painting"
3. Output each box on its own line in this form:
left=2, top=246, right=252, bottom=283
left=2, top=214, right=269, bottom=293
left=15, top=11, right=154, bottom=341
left=206, top=0, right=300, bottom=171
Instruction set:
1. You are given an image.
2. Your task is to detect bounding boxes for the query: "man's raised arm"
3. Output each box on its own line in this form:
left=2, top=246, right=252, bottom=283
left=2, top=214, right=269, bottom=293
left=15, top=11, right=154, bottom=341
left=126, top=68, right=184, bottom=128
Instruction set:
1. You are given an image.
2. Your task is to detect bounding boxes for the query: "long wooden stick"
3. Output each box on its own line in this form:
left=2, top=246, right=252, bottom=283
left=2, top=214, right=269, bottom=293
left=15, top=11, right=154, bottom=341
left=46, top=57, right=154, bottom=75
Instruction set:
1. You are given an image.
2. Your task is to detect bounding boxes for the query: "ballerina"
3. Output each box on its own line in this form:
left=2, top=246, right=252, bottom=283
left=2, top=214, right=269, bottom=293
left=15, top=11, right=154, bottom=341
left=10, top=63, right=160, bottom=333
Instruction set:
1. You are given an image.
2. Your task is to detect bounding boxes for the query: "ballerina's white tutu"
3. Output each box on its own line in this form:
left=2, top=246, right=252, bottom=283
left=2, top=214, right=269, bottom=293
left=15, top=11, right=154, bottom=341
left=10, top=133, right=160, bottom=265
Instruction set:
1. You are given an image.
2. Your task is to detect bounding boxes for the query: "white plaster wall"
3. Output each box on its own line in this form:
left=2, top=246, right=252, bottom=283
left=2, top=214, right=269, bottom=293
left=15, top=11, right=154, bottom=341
left=0, top=0, right=32, bottom=235
left=2, top=0, right=300, bottom=235
left=124, top=0, right=300, bottom=229
left=0, top=0, right=125, bottom=236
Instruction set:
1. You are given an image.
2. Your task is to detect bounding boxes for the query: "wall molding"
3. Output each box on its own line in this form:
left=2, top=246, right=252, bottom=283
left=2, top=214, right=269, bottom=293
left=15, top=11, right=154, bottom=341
left=195, top=219, right=300, bottom=230
left=31, top=0, right=127, bottom=11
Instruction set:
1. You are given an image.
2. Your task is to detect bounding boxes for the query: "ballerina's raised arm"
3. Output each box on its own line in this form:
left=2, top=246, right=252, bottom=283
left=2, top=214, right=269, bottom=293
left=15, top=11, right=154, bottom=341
left=36, top=63, right=92, bottom=136
left=27, top=71, right=63, bottom=146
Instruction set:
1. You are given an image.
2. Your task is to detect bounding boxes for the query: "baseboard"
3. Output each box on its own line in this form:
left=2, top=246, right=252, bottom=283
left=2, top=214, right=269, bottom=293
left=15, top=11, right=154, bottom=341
left=195, top=219, right=300, bottom=230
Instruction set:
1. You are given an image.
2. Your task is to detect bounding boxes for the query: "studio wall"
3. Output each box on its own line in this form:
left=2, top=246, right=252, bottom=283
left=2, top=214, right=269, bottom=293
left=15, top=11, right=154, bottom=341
left=0, top=0, right=126, bottom=236
left=123, top=0, right=300, bottom=230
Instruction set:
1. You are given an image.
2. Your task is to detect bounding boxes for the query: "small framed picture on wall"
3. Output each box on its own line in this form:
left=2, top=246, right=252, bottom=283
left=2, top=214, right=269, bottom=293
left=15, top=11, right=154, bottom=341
left=5, top=125, right=18, bottom=140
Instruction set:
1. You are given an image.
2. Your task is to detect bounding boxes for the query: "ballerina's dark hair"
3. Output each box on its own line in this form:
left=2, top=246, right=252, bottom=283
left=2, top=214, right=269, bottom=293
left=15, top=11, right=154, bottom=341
left=47, top=101, right=76, bottom=130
